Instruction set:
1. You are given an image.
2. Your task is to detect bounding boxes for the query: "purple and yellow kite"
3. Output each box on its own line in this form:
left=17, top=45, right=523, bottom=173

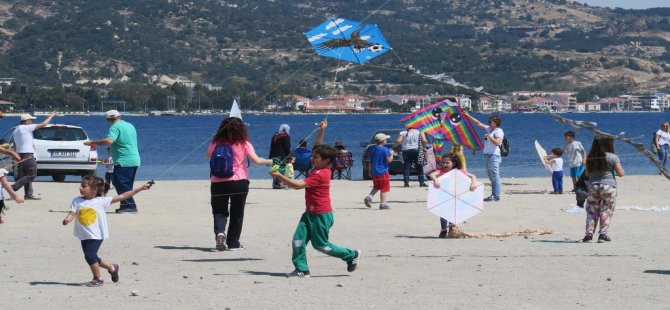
left=400, top=99, right=483, bottom=152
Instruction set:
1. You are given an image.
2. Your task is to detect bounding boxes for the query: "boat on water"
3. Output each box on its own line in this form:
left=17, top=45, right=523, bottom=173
left=160, top=110, right=176, bottom=116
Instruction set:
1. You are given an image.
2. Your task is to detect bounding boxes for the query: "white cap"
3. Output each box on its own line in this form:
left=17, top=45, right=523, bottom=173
left=20, top=113, right=36, bottom=121
left=105, top=110, right=121, bottom=119
left=374, top=133, right=391, bottom=142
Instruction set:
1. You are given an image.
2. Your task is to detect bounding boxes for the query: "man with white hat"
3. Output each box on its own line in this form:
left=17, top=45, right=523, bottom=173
left=84, top=110, right=140, bottom=213
left=11, top=111, right=57, bottom=200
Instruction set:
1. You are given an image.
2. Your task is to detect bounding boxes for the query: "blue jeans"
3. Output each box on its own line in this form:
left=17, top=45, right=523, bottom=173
left=402, top=148, right=425, bottom=185
left=552, top=171, right=563, bottom=193
left=485, top=154, right=501, bottom=198
left=657, top=144, right=669, bottom=169
left=112, top=165, right=138, bottom=209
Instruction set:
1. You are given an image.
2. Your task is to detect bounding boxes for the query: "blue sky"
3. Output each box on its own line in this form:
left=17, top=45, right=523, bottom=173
left=576, top=0, right=669, bottom=10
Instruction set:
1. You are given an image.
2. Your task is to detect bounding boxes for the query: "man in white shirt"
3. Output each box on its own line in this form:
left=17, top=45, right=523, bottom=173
left=12, top=112, right=56, bottom=200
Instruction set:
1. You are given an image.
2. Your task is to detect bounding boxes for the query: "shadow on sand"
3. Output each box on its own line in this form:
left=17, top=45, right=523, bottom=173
left=183, top=258, right=263, bottom=263
left=394, top=234, right=440, bottom=240
left=240, top=270, right=349, bottom=278
left=155, top=245, right=216, bottom=252
left=29, top=281, right=83, bottom=287
left=644, top=270, right=670, bottom=275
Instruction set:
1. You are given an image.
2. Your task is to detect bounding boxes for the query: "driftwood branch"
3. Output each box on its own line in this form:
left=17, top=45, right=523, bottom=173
left=547, top=111, right=670, bottom=182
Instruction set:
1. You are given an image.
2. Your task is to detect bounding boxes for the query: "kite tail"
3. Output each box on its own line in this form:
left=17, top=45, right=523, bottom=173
left=447, top=227, right=553, bottom=239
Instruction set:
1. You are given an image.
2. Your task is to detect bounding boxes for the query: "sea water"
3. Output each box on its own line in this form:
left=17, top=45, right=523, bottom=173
left=2, top=112, right=666, bottom=181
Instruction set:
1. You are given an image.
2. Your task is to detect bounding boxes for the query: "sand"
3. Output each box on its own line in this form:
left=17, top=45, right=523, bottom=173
left=1, top=175, right=669, bottom=309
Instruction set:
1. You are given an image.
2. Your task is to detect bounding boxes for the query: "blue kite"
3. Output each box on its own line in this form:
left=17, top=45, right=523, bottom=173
left=305, top=17, right=391, bottom=64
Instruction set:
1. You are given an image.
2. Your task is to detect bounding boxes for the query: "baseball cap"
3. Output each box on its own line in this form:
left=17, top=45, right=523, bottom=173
left=20, top=113, right=36, bottom=121
left=374, top=133, right=391, bottom=142
left=105, top=110, right=121, bottom=119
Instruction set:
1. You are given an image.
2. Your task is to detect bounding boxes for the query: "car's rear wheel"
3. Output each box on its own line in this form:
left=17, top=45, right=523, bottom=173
left=52, top=174, right=66, bottom=182
left=362, top=166, right=371, bottom=180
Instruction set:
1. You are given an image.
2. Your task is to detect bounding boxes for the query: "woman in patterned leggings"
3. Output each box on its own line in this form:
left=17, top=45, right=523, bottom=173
left=582, top=137, right=625, bottom=243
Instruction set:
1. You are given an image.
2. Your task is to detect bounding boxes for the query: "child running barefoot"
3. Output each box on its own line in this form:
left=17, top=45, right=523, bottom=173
left=270, top=120, right=361, bottom=278
left=0, top=168, right=24, bottom=224
left=62, top=176, right=152, bottom=287
left=428, top=153, right=478, bottom=238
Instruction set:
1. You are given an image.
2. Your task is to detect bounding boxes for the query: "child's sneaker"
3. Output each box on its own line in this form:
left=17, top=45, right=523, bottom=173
left=379, top=204, right=390, bottom=210
left=85, top=277, right=104, bottom=287
left=363, top=196, right=372, bottom=208
left=347, top=250, right=361, bottom=272
left=597, top=234, right=611, bottom=243
left=438, top=230, right=448, bottom=239
left=286, top=270, right=310, bottom=278
left=582, top=234, right=593, bottom=242
left=109, top=264, right=120, bottom=283
left=216, top=233, right=227, bottom=251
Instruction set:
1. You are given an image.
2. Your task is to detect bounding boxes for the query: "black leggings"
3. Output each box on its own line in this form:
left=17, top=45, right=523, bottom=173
left=211, top=180, right=249, bottom=248
left=81, top=239, right=103, bottom=265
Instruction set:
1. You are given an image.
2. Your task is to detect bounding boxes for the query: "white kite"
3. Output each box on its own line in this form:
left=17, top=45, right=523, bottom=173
left=426, top=169, right=484, bottom=225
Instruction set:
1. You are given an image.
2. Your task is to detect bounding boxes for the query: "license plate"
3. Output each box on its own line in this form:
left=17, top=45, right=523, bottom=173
left=51, top=151, right=77, bottom=158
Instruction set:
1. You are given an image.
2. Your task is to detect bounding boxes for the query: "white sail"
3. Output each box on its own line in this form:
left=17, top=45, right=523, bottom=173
left=229, top=99, right=243, bottom=119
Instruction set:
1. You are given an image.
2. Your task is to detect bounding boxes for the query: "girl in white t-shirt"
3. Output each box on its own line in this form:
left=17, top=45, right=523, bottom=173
left=62, top=176, right=151, bottom=287
left=544, top=148, right=565, bottom=194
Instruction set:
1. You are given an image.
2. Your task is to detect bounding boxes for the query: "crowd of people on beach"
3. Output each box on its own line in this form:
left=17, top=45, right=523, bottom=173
left=5, top=110, right=670, bottom=286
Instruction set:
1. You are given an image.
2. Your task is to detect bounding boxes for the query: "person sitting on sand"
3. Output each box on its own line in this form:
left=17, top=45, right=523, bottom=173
left=62, top=176, right=151, bottom=287
left=270, top=120, right=361, bottom=278
left=428, top=153, right=477, bottom=239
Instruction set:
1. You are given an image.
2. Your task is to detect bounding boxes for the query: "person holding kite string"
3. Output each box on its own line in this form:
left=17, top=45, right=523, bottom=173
left=465, top=114, right=504, bottom=202
left=428, top=153, right=478, bottom=238
left=270, top=120, right=361, bottom=278
left=582, top=137, right=625, bottom=243
left=208, top=117, right=273, bottom=251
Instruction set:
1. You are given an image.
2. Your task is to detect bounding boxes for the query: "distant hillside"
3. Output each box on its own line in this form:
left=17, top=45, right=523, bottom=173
left=0, top=0, right=669, bottom=97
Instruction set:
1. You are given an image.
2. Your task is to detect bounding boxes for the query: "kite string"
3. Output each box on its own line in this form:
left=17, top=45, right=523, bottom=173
left=149, top=58, right=321, bottom=181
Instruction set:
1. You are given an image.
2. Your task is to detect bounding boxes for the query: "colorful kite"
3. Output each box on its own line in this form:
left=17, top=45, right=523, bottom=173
left=305, top=17, right=391, bottom=64
left=400, top=100, right=452, bottom=141
left=439, top=104, right=483, bottom=151
left=401, top=100, right=482, bottom=151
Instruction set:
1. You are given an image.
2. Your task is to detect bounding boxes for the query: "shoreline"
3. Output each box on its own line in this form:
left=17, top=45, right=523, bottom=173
left=3, top=110, right=668, bottom=117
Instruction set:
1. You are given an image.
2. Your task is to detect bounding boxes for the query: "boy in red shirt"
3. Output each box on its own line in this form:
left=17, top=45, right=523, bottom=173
left=270, top=120, right=361, bottom=278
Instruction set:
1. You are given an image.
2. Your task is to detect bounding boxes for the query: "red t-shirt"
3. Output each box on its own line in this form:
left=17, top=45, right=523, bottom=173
left=304, top=167, right=332, bottom=214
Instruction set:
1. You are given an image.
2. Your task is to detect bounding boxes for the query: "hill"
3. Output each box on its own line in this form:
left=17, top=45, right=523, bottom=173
left=0, top=0, right=669, bottom=110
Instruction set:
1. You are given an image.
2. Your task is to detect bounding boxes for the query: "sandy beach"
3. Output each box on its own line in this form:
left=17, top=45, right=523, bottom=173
left=1, top=175, right=669, bottom=309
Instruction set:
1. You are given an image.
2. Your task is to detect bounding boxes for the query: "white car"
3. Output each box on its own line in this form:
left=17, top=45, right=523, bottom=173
left=0, top=124, right=98, bottom=182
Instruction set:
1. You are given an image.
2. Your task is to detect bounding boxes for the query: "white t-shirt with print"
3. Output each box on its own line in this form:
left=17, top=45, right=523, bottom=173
left=70, top=196, right=113, bottom=240
left=483, top=127, right=504, bottom=155
left=563, top=141, right=585, bottom=167
left=13, top=124, right=37, bottom=153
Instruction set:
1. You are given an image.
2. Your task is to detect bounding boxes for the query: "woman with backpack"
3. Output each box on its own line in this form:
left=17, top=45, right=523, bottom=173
left=465, top=113, right=505, bottom=202
left=654, top=122, right=670, bottom=171
left=208, top=117, right=272, bottom=251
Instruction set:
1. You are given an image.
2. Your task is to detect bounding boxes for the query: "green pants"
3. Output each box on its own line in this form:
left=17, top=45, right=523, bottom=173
left=292, top=212, right=356, bottom=272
